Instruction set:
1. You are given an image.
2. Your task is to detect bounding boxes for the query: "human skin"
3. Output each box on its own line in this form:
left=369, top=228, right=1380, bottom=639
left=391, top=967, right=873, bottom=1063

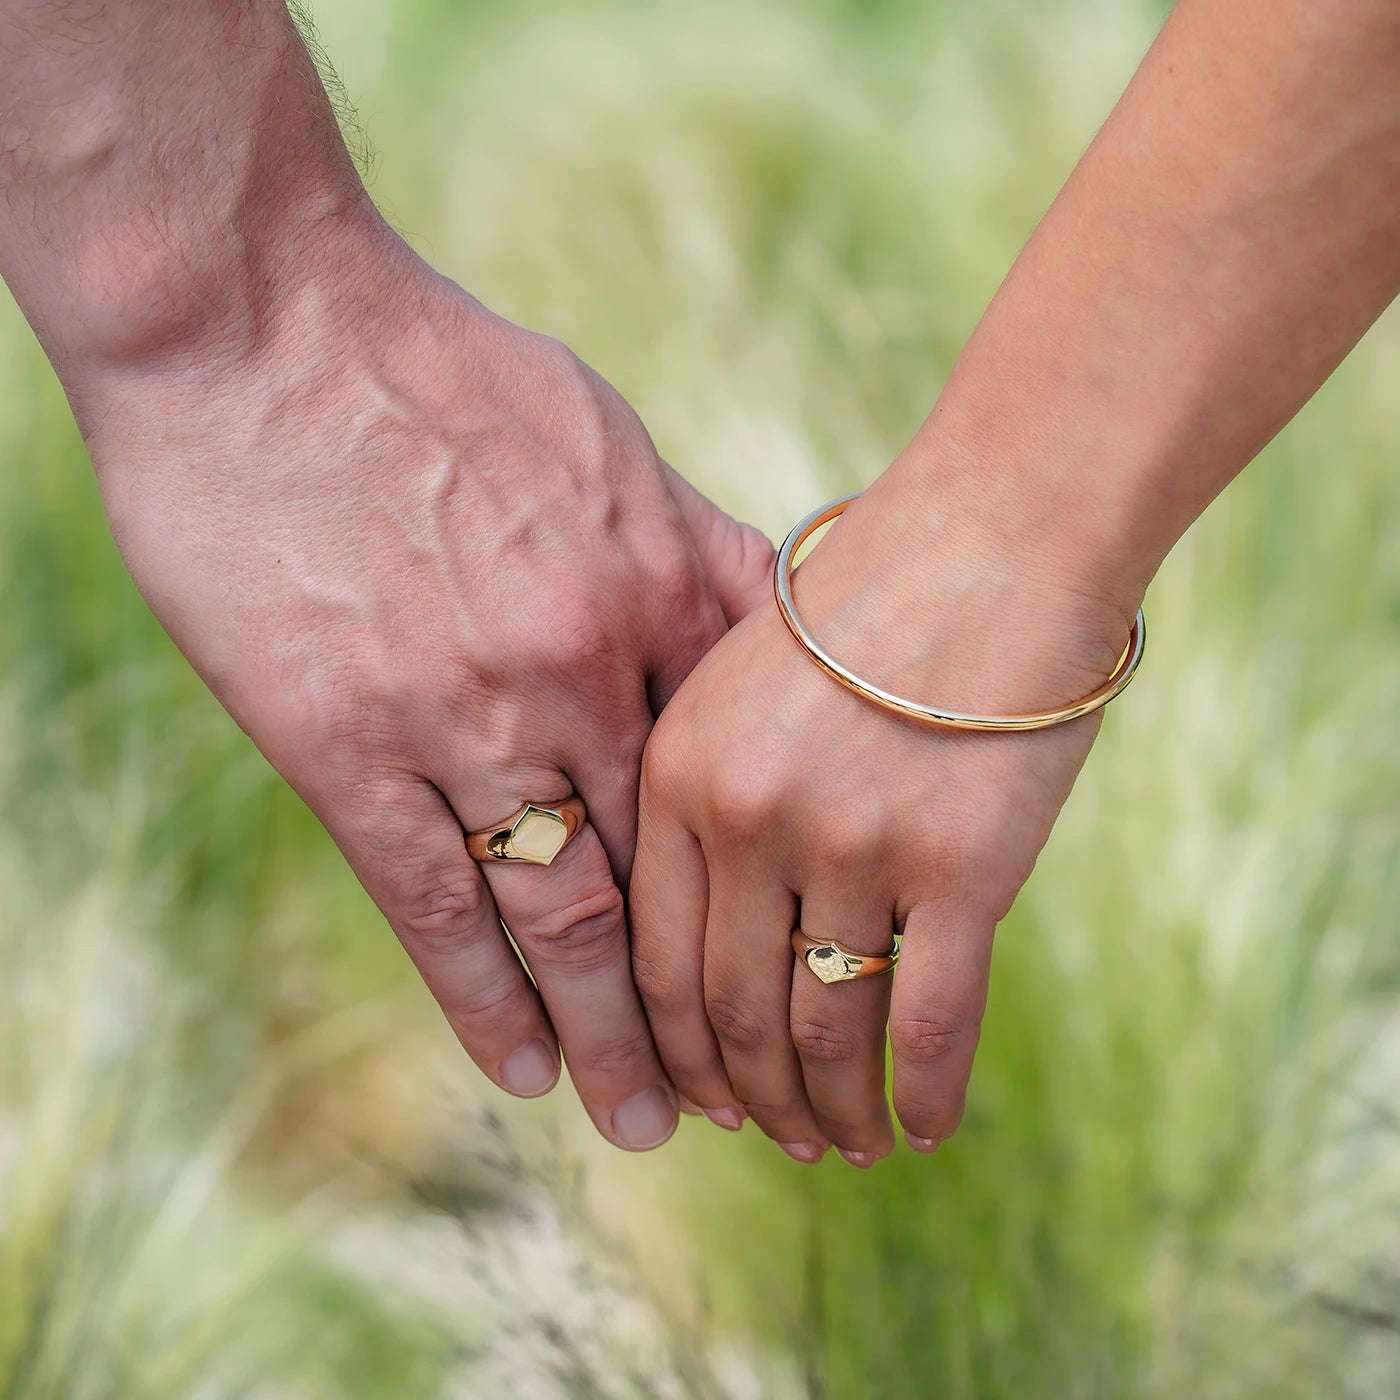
left=632, top=0, right=1400, bottom=1166
left=0, top=0, right=776, bottom=1151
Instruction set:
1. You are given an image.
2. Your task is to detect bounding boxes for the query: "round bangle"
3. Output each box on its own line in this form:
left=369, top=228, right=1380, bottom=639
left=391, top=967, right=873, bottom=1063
left=773, top=493, right=1146, bottom=733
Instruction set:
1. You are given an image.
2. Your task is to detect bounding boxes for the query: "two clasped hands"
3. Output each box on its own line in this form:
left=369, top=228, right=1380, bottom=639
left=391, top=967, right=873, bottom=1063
left=95, top=244, right=1130, bottom=1166
left=3, top=0, right=1396, bottom=1166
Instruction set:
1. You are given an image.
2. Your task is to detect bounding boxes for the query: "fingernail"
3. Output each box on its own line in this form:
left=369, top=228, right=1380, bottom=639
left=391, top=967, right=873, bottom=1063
left=499, top=1039, right=559, bottom=1097
left=837, top=1148, right=879, bottom=1170
left=612, top=1085, right=678, bottom=1150
left=906, top=1134, right=940, bottom=1154
left=778, top=1141, right=827, bottom=1164
left=703, top=1106, right=745, bottom=1132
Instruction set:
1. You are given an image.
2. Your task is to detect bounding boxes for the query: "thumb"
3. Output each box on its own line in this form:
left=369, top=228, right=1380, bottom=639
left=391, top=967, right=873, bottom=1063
left=662, top=464, right=775, bottom=624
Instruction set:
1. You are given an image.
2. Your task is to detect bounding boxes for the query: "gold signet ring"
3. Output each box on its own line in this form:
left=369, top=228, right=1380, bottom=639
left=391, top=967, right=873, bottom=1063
left=465, top=797, right=587, bottom=866
left=791, top=929, right=900, bottom=984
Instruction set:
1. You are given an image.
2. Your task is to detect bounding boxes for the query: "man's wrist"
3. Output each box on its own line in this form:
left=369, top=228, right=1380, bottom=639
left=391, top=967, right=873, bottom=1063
left=0, top=0, right=377, bottom=398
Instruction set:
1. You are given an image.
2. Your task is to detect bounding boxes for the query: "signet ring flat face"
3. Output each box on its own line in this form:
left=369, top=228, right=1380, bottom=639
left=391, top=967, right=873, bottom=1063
left=466, top=798, right=587, bottom=867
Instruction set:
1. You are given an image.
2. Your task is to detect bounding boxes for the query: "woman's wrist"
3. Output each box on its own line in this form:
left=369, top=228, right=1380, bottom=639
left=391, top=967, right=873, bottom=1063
left=898, top=393, right=1185, bottom=626
left=788, top=476, right=1138, bottom=721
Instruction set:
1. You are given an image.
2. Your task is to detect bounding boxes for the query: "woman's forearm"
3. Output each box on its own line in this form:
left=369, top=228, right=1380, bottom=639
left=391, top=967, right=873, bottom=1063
left=899, top=0, right=1400, bottom=616
left=631, top=0, right=1400, bottom=1165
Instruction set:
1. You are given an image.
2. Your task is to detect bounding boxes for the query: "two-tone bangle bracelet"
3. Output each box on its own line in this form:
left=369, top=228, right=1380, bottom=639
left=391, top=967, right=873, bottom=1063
left=773, top=493, right=1146, bottom=733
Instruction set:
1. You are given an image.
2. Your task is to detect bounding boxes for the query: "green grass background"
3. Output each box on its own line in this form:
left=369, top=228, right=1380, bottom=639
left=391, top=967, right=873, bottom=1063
left=3, top=0, right=1399, bottom=1395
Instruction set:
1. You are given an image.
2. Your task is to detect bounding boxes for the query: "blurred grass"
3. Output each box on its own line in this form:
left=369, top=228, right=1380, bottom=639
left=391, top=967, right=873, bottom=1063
left=3, top=0, right=1399, bottom=1395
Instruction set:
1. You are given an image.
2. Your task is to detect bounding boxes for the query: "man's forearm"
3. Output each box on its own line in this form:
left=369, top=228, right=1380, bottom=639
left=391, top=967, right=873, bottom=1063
left=0, top=0, right=376, bottom=395
left=903, top=0, right=1400, bottom=614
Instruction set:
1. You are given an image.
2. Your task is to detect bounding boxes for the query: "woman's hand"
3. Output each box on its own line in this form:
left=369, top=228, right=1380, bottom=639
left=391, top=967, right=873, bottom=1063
left=80, top=227, right=773, bottom=1152
left=630, top=462, right=1140, bottom=1164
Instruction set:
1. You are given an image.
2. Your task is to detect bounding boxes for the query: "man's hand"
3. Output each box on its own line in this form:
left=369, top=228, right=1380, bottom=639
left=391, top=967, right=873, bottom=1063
left=0, top=0, right=776, bottom=1152
left=83, top=236, right=772, bottom=1150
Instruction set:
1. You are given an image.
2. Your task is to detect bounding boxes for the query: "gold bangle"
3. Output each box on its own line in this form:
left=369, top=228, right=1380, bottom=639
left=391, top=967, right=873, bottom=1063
left=773, top=493, right=1146, bottom=733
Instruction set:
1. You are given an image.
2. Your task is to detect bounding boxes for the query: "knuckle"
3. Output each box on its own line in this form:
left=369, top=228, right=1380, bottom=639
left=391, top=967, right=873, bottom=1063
left=702, top=770, right=781, bottom=841
left=289, top=655, right=420, bottom=753
left=889, top=1014, right=976, bottom=1067
left=917, top=826, right=992, bottom=905
left=300, top=686, right=399, bottom=777
left=532, top=332, right=579, bottom=371
left=632, top=950, right=689, bottom=1014
left=533, top=336, right=647, bottom=472
left=731, top=520, right=777, bottom=584
left=542, top=336, right=601, bottom=405
left=291, top=662, right=369, bottom=731
left=397, top=871, right=491, bottom=949
left=442, top=973, right=530, bottom=1035
left=790, top=1016, right=859, bottom=1064
left=806, top=811, right=882, bottom=868
left=575, top=1026, right=657, bottom=1078
left=640, top=720, right=692, bottom=799
left=704, top=990, right=769, bottom=1053
left=515, top=882, right=626, bottom=966
left=525, top=334, right=593, bottom=409
left=649, top=548, right=705, bottom=614
left=537, top=601, right=617, bottom=675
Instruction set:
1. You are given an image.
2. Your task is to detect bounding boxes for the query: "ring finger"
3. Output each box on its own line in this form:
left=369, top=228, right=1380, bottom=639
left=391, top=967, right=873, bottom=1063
left=446, top=763, right=678, bottom=1154
left=789, top=889, right=897, bottom=1168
